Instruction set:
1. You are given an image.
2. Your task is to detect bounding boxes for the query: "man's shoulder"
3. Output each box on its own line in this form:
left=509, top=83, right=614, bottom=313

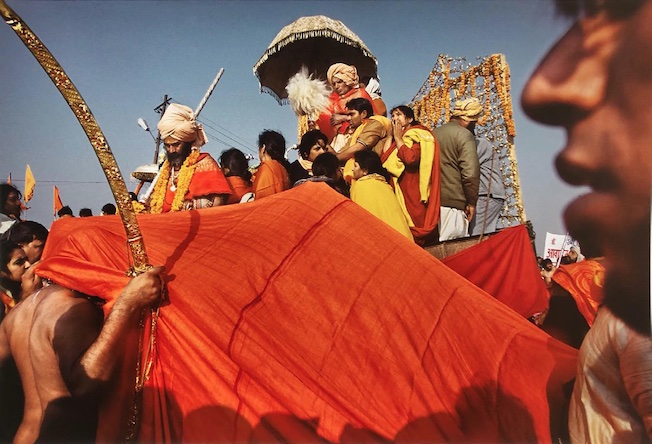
left=194, top=153, right=220, bottom=173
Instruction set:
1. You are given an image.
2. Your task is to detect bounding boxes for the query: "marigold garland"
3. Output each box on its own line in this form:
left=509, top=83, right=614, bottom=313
left=148, top=150, right=201, bottom=213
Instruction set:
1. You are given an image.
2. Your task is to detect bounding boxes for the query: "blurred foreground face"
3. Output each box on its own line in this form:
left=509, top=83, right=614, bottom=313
left=521, top=0, right=652, bottom=333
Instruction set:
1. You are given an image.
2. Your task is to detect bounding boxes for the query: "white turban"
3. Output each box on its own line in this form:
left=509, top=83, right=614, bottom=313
left=157, top=103, right=207, bottom=147
left=451, top=98, right=483, bottom=122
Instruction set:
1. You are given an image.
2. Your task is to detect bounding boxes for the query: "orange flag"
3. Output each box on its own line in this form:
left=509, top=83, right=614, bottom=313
left=7, top=173, right=12, bottom=184
left=24, top=165, right=36, bottom=203
left=53, top=185, right=63, bottom=217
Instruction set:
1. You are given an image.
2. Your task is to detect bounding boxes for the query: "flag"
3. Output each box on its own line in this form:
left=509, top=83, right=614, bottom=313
left=7, top=173, right=11, bottom=184
left=53, top=185, right=63, bottom=216
left=24, top=164, right=36, bottom=203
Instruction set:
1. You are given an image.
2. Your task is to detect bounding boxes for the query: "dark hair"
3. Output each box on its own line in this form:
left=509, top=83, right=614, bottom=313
left=57, top=205, right=73, bottom=217
left=258, top=130, right=286, bottom=162
left=0, top=183, right=21, bottom=214
left=346, top=97, right=374, bottom=117
left=312, top=152, right=340, bottom=178
left=353, top=150, right=391, bottom=183
left=390, top=105, right=419, bottom=126
left=101, top=203, right=116, bottom=215
left=1, top=238, right=22, bottom=275
left=219, top=148, right=252, bottom=182
left=79, top=208, right=93, bottom=217
left=298, top=130, right=327, bottom=160
left=6, top=221, right=48, bottom=245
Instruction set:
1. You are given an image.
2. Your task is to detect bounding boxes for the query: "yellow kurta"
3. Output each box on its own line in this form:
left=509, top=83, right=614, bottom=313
left=350, top=174, right=414, bottom=240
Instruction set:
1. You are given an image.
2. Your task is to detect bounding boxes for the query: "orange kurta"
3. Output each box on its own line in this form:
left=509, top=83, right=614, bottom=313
left=225, top=176, right=253, bottom=204
left=36, top=184, right=577, bottom=443
left=252, top=160, right=290, bottom=200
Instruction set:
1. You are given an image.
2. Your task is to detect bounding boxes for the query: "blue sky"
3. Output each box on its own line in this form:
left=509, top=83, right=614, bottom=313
left=1, top=0, right=580, bottom=253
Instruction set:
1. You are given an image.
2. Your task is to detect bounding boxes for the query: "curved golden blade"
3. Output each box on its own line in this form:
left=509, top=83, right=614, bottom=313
left=1, top=0, right=149, bottom=273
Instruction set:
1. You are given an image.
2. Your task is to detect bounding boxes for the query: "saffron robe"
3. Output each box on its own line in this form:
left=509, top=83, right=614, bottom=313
left=350, top=174, right=413, bottom=240
left=252, top=160, right=290, bottom=199
left=162, top=153, right=231, bottom=212
left=382, top=125, right=441, bottom=242
left=315, top=87, right=376, bottom=142
left=35, top=184, right=577, bottom=443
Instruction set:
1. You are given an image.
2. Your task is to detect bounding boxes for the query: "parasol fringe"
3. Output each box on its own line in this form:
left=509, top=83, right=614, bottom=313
left=253, top=28, right=377, bottom=73
left=259, top=85, right=290, bottom=105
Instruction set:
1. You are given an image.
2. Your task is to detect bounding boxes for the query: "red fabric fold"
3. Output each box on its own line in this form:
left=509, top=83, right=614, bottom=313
left=36, top=184, right=576, bottom=443
left=442, top=225, right=550, bottom=319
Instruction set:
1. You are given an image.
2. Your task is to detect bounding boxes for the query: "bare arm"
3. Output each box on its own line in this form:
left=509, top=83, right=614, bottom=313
left=54, top=266, right=164, bottom=399
left=0, top=321, right=9, bottom=367
left=191, top=194, right=227, bottom=209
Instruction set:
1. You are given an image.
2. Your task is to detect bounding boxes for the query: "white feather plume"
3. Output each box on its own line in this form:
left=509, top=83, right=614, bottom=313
left=286, top=66, right=330, bottom=120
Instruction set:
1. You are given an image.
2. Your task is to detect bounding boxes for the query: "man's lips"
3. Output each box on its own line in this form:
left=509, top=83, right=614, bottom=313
left=562, top=191, right=610, bottom=256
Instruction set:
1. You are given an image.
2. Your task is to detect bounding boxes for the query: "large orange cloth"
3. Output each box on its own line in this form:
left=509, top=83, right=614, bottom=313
left=552, top=259, right=605, bottom=326
left=442, top=225, right=550, bottom=319
left=36, top=184, right=576, bottom=442
left=252, top=159, right=289, bottom=199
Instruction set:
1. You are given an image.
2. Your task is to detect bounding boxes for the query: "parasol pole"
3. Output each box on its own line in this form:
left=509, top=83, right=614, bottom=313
left=1, top=0, right=149, bottom=274
left=194, top=67, right=224, bottom=118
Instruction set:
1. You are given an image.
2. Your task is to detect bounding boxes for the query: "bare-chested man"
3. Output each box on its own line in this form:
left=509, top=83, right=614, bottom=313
left=0, top=266, right=164, bottom=442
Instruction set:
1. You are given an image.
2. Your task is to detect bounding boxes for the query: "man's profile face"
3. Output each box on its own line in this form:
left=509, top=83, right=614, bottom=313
left=21, top=238, right=44, bottom=264
left=307, top=140, right=327, bottom=162
left=347, top=109, right=365, bottom=129
left=522, top=0, right=652, bottom=331
left=3, top=191, right=21, bottom=218
left=331, top=77, right=352, bottom=97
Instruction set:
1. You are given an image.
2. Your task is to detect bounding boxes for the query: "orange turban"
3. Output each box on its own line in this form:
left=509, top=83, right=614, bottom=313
left=327, top=63, right=359, bottom=88
left=157, top=103, right=207, bottom=148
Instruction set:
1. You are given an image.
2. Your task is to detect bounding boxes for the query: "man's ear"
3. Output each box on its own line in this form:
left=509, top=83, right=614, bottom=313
left=361, top=110, right=368, bottom=120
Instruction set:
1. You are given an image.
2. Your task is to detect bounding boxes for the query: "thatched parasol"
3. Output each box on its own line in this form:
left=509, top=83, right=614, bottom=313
left=254, top=15, right=377, bottom=104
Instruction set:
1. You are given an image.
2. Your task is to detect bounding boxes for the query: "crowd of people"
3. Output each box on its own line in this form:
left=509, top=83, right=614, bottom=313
left=116, top=65, right=502, bottom=248
left=1, top=0, right=651, bottom=440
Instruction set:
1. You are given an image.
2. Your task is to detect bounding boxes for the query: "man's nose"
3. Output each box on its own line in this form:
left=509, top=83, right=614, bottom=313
left=521, top=21, right=611, bottom=127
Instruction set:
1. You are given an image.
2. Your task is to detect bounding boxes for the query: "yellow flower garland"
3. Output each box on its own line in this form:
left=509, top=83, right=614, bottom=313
left=148, top=150, right=201, bottom=213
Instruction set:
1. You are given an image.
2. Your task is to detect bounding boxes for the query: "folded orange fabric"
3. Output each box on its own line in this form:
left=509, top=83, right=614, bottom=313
left=36, top=183, right=577, bottom=442
left=552, top=259, right=605, bottom=326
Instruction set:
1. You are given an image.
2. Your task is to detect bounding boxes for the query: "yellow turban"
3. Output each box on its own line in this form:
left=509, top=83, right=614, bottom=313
left=327, top=63, right=359, bottom=88
left=451, top=98, right=483, bottom=122
left=157, top=103, right=207, bottom=147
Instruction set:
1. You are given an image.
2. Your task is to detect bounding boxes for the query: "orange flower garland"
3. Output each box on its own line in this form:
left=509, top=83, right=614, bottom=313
left=148, top=150, right=201, bottom=213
